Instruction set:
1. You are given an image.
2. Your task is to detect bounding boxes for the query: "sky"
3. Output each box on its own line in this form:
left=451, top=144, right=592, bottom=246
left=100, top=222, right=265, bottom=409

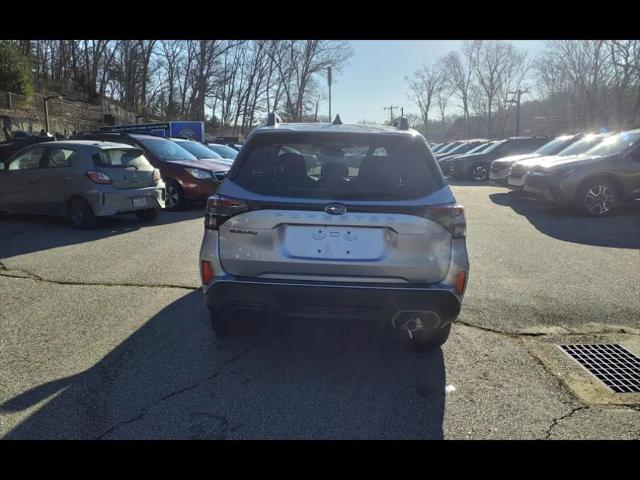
left=328, top=40, right=548, bottom=125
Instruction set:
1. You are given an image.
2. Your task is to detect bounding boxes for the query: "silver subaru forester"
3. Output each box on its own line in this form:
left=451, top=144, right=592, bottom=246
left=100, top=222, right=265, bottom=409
left=199, top=117, right=469, bottom=351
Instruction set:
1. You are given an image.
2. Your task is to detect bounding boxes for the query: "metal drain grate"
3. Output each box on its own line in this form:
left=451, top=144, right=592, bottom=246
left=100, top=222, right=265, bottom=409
left=559, top=344, right=640, bottom=393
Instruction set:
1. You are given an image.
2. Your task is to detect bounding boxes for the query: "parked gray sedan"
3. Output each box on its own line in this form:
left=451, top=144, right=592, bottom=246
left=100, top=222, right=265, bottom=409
left=0, top=140, right=166, bottom=229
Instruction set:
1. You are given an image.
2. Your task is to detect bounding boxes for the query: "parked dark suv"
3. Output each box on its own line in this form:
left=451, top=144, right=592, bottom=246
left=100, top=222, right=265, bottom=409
left=71, top=133, right=230, bottom=210
left=523, top=129, right=640, bottom=216
left=199, top=116, right=469, bottom=352
left=448, top=136, right=551, bottom=181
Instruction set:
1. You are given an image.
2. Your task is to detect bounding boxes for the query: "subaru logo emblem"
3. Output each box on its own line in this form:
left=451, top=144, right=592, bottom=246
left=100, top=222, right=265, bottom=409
left=325, top=204, right=347, bottom=215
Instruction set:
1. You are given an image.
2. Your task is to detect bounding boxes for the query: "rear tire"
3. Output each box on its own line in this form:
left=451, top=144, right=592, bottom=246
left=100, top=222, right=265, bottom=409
left=411, top=323, right=451, bottom=353
left=68, top=197, right=97, bottom=229
left=575, top=178, right=618, bottom=217
left=135, top=208, right=160, bottom=223
left=164, top=179, right=184, bottom=211
left=470, top=163, right=489, bottom=182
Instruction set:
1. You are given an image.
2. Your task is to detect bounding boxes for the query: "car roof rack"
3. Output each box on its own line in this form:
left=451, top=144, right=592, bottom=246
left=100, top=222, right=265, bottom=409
left=393, top=116, right=409, bottom=131
left=266, top=112, right=281, bottom=127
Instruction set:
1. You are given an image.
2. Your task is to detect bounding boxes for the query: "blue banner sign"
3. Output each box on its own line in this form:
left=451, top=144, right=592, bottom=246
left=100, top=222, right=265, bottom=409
left=99, top=121, right=204, bottom=142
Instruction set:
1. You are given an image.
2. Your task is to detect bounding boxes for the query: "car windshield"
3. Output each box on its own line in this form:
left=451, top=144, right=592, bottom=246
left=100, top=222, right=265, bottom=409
left=137, top=138, right=198, bottom=161
left=482, top=140, right=507, bottom=153
left=207, top=144, right=238, bottom=159
left=583, top=130, right=640, bottom=156
left=233, top=133, right=445, bottom=200
left=93, top=148, right=152, bottom=169
left=176, top=140, right=222, bottom=159
left=466, top=142, right=492, bottom=154
left=437, top=143, right=459, bottom=154
left=534, top=135, right=579, bottom=156
left=557, top=134, right=607, bottom=156
left=443, top=143, right=469, bottom=155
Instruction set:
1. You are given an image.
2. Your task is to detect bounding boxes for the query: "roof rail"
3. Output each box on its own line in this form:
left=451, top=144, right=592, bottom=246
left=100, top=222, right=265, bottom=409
left=393, top=116, right=409, bottom=130
left=266, top=112, right=280, bottom=127
left=332, top=114, right=343, bottom=125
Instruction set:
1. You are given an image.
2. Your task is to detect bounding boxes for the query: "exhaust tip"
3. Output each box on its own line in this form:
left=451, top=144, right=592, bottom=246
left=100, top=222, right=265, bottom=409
left=391, top=310, right=442, bottom=330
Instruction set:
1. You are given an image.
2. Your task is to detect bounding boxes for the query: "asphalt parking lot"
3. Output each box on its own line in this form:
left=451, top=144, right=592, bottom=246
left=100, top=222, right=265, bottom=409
left=1, top=183, right=639, bottom=439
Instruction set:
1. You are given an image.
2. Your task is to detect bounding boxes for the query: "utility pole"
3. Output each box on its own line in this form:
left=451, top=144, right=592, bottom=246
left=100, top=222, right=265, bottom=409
left=43, top=95, right=61, bottom=134
left=327, top=67, right=332, bottom=121
left=507, top=89, right=528, bottom=136
left=384, top=105, right=400, bottom=125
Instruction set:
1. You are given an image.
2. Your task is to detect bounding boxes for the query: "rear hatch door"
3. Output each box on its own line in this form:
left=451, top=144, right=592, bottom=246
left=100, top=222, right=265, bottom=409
left=93, top=147, right=156, bottom=189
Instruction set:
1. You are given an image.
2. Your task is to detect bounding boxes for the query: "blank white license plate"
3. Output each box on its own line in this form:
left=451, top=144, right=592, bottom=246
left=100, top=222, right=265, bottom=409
left=283, top=225, right=385, bottom=260
left=132, top=197, right=147, bottom=208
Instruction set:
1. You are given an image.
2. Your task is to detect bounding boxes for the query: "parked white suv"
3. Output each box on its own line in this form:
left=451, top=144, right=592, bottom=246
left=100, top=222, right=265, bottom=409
left=199, top=115, right=469, bottom=351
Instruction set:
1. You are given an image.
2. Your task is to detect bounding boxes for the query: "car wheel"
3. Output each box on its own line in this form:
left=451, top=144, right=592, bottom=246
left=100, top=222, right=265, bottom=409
left=135, top=208, right=160, bottom=222
left=470, top=163, right=488, bottom=182
left=164, top=179, right=184, bottom=211
left=68, top=197, right=97, bottom=229
left=411, top=323, right=451, bottom=353
left=576, top=179, right=618, bottom=217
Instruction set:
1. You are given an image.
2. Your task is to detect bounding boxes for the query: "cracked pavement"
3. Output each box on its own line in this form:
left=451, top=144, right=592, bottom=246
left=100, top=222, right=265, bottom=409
left=1, top=184, right=639, bottom=439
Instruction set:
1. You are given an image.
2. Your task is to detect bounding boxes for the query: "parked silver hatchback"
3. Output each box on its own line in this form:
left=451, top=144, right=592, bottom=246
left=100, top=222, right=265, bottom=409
left=0, top=140, right=165, bottom=229
left=199, top=117, right=470, bottom=352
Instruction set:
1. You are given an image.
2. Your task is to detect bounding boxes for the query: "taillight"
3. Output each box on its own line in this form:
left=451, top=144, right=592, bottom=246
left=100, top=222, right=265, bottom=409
left=205, top=194, right=249, bottom=230
left=419, top=204, right=466, bottom=238
left=201, top=260, right=213, bottom=284
left=455, top=271, right=467, bottom=295
left=152, top=169, right=161, bottom=184
left=86, top=171, right=112, bottom=184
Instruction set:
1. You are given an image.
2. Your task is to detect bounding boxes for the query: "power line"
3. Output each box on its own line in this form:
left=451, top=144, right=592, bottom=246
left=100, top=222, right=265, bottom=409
left=383, top=105, right=400, bottom=125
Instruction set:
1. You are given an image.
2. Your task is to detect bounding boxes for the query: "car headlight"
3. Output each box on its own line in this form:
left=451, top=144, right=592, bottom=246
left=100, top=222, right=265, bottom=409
left=185, top=168, right=213, bottom=179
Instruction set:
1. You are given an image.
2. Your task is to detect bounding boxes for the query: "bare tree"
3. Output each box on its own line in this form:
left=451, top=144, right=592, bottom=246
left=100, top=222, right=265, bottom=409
left=468, top=40, right=519, bottom=137
left=442, top=48, right=476, bottom=135
left=436, top=82, right=453, bottom=139
left=269, top=40, right=352, bottom=121
left=405, top=62, right=442, bottom=131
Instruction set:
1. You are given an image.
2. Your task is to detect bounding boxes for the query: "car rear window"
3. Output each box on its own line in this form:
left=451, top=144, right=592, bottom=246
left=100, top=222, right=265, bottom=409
left=231, top=133, right=445, bottom=200
left=93, top=148, right=152, bottom=169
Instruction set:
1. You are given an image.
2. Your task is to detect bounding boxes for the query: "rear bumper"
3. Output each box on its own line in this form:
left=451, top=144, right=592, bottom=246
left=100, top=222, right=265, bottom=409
left=204, top=277, right=462, bottom=324
left=90, top=185, right=166, bottom=216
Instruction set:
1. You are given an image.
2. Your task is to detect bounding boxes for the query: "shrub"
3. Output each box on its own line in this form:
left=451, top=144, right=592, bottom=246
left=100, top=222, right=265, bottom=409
left=0, top=41, right=33, bottom=96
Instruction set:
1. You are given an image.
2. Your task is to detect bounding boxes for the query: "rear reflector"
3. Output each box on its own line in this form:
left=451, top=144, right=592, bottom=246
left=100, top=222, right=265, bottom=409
left=455, top=271, right=467, bottom=295
left=201, top=260, right=213, bottom=285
